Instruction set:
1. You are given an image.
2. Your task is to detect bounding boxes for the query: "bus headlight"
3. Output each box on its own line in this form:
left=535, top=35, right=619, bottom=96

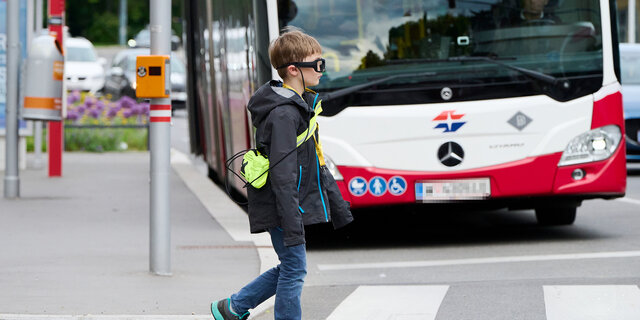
left=324, top=155, right=343, bottom=180
left=558, top=125, right=621, bottom=166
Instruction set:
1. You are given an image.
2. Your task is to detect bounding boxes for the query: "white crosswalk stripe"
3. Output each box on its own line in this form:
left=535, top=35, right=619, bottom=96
left=326, top=285, right=449, bottom=320
left=544, top=285, right=640, bottom=320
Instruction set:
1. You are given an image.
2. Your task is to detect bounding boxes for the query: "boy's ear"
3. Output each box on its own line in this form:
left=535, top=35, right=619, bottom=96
left=287, top=65, right=299, bottom=77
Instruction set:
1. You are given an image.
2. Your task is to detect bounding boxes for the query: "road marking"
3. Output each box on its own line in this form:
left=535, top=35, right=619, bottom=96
left=326, top=285, right=449, bottom=320
left=616, top=197, right=640, bottom=206
left=0, top=316, right=210, bottom=320
left=317, top=250, right=640, bottom=271
left=544, top=285, right=640, bottom=320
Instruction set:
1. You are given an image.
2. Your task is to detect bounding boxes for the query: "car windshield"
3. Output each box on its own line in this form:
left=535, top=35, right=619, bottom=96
left=621, top=49, right=640, bottom=85
left=67, top=46, right=97, bottom=62
left=282, top=0, right=603, bottom=93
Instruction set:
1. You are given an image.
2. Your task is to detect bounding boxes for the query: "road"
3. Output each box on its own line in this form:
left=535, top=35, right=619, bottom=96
left=170, top=111, right=640, bottom=320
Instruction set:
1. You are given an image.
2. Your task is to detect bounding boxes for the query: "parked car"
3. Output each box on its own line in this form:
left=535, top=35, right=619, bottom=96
left=619, top=43, right=640, bottom=162
left=128, top=26, right=181, bottom=51
left=65, top=37, right=106, bottom=93
left=103, top=48, right=187, bottom=111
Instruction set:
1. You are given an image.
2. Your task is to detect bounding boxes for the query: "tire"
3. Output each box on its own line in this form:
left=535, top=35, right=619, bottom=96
left=535, top=206, right=577, bottom=226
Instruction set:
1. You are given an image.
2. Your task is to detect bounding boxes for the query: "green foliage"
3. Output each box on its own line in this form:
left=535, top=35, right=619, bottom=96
left=64, top=128, right=148, bottom=152
left=85, top=12, right=120, bottom=44
left=26, top=127, right=147, bottom=153
left=64, top=0, right=183, bottom=44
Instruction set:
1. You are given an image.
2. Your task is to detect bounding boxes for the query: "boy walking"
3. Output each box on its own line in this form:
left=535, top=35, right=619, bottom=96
left=210, top=29, right=353, bottom=320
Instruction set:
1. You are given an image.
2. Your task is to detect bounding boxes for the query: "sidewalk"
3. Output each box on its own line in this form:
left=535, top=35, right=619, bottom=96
left=0, top=152, right=265, bottom=318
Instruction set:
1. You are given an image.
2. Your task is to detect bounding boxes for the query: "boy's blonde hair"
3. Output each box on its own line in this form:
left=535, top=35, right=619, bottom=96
left=269, top=27, right=322, bottom=79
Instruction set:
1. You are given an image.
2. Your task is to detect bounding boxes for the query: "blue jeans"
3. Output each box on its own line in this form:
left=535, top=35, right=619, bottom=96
left=230, top=228, right=307, bottom=320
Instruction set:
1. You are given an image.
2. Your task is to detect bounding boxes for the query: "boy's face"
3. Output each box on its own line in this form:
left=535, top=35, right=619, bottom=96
left=299, top=53, right=323, bottom=87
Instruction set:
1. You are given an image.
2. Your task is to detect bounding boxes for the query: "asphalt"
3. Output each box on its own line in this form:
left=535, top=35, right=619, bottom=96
left=0, top=152, right=264, bottom=318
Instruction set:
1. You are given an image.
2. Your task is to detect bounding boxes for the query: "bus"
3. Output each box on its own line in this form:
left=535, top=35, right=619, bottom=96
left=183, top=0, right=626, bottom=225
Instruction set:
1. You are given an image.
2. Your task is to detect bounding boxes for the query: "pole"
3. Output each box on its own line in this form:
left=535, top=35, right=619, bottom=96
left=4, top=0, right=20, bottom=198
left=630, top=0, right=636, bottom=43
left=34, top=0, right=44, bottom=169
left=119, top=0, right=127, bottom=46
left=149, top=0, right=171, bottom=276
left=48, top=0, right=63, bottom=177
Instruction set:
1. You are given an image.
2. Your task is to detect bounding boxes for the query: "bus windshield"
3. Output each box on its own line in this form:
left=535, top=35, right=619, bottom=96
left=282, top=0, right=603, bottom=103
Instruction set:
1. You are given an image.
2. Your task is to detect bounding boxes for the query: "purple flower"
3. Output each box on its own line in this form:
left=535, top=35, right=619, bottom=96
left=118, top=96, right=136, bottom=109
left=89, top=108, right=101, bottom=118
left=122, top=109, right=133, bottom=118
left=76, top=105, right=86, bottom=115
left=106, top=107, right=119, bottom=118
left=139, top=103, right=150, bottom=115
left=66, top=110, right=79, bottom=121
left=96, top=100, right=106, bottom=111
left=67, top=91, right=81, bottom=105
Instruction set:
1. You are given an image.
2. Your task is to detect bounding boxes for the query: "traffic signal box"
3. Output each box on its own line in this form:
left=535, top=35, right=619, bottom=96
left=136, top=55, right=170, bottom=98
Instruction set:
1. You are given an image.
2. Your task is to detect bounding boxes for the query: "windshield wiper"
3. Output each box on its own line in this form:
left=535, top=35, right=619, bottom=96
left=388, top=56, right=569, bottom=88
left=321, top=71, right=436, bottom=102
left=447, top=56, right=567, bottom=87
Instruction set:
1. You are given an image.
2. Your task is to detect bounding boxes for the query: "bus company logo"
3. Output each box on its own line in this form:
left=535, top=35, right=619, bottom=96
left=433, top=110, right=466, bottom=133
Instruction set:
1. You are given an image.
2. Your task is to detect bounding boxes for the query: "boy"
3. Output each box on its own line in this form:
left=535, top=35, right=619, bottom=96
left=210, top=28, right=353, bottom=320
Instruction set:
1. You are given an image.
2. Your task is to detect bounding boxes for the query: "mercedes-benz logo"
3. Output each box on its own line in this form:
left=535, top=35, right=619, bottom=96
left=438, top=141, right=464, bottom=167
left=440, top=87, right=453, bottom=101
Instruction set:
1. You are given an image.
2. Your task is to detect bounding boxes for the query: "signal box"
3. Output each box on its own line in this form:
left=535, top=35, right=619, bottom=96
left=136, top=55, right=170, bottom=98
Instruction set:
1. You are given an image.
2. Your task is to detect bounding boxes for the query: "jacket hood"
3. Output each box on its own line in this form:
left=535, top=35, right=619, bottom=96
left=248, top=80, right=314, bottom=125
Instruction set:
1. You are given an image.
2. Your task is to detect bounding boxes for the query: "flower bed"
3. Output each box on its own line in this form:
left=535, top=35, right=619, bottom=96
left=27, top=91, right=151, bottom=152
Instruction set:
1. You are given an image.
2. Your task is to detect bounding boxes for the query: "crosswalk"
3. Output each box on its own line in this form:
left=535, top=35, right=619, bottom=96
left=326, top=285, right=640, bottom=320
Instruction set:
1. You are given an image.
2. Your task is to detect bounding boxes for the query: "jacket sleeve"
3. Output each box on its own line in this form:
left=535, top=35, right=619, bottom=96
left=321, top=166, right=354, bottom=229
left=267, top=108, right=305, bottom=246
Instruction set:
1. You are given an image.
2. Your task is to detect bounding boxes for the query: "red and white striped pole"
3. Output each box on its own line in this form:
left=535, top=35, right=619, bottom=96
left=149, top=104, right=171, bottom=123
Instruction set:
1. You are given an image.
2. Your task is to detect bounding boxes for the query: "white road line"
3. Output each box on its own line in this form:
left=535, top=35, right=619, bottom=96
left=317, top=250, right=640, bottom=271
left=0, top=316, right=210, bottom=320
left=616, top=197, right=640, bottom=206
left=544, top=285, right=640, bottom=320
left=170, top=149, right=276, bottom=318
left=326, top=285, right=449, bottom=320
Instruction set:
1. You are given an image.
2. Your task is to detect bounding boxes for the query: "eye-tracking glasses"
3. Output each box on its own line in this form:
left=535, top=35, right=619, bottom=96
left=277, top=58, right=326, bottom=73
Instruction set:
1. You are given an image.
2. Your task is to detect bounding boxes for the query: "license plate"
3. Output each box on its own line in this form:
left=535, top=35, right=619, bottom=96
left=415, top=178, right=491, bottom=202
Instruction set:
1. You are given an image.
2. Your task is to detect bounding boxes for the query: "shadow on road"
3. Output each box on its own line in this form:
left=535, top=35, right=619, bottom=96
left=305, top=206, right=605, bottom=250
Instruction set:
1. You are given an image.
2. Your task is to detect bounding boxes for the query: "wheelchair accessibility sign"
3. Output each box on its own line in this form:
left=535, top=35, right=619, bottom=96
left=348, top=177, right=367, bottom=196
left=388, top=176, right=407, bottom=196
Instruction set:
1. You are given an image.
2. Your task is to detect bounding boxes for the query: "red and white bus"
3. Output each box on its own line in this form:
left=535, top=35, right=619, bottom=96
left=184, top=0, right=626, bottom=225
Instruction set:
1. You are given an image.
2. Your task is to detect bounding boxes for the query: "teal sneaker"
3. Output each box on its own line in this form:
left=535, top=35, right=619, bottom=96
left=210, top=298, right=250, bottom=320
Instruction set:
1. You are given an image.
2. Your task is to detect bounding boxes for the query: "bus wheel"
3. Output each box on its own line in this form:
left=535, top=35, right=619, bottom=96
left=535, top=207, right=576, bottom=226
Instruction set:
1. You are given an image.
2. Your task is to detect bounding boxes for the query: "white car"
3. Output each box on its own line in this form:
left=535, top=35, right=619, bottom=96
left=65, top=37, right=106, bottom=93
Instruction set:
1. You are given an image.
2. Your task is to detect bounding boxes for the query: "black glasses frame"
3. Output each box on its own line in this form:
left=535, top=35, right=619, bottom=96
left=277, top=58, right=326, bottom=73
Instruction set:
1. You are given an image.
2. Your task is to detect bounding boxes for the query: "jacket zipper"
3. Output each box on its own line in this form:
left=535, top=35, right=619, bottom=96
left=298, top=165, right=304, bottom=213
left=316, top=151, right=328, bottom=222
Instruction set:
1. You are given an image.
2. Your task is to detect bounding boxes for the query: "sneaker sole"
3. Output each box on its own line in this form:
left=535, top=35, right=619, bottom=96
left=210, top=301, right=224, bottom=320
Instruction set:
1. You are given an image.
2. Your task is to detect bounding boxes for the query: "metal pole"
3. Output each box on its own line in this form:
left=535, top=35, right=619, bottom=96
left=4, top=0, right=20, bottom=198
left=119, top=0, right=127, bottom=46
left=34, top=0, right=44, bottom=169
left=629, top=0, right=636, bottom=43
left=149, top=0, right=171, bottom=276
